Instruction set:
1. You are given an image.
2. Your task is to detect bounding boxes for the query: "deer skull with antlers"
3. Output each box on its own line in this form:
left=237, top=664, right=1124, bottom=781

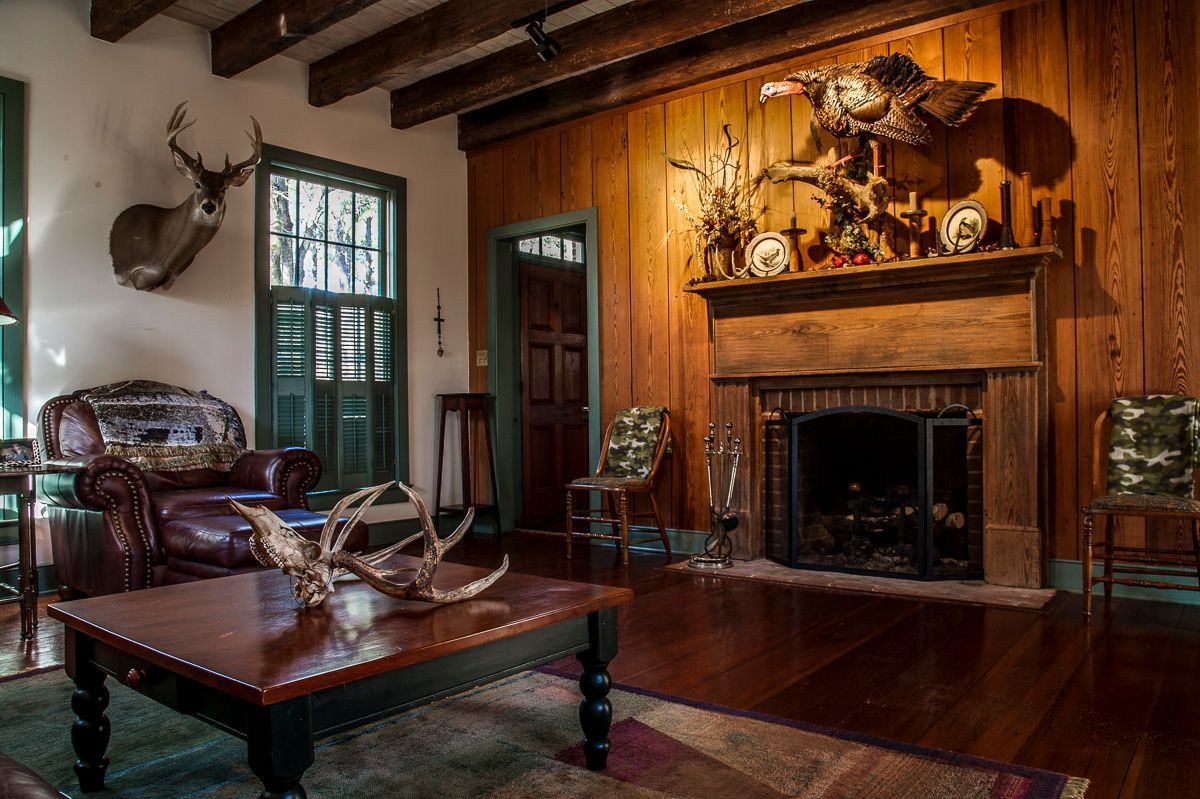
left=229, top=481, right=509, bottom=607
left=110, top=101, right=262, bottom=291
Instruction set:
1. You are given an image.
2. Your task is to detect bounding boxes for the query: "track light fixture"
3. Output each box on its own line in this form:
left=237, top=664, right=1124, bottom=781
left=525, top=19, right=560, bottom=62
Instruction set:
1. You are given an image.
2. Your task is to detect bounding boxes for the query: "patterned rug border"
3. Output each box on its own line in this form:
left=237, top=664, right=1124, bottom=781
left=538, top=666, right=1088, bottom=799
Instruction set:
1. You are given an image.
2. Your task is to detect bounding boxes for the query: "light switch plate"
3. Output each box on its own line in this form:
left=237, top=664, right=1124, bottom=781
left=475, top=350, right=488, bottom=367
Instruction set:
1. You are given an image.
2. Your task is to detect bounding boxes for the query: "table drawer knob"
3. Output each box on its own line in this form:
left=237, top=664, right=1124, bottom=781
left=125, top=668, right=148, bottom=688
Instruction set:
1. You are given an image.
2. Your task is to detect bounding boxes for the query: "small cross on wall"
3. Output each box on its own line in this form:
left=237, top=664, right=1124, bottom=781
left=434, top=288, right=446, bottom=357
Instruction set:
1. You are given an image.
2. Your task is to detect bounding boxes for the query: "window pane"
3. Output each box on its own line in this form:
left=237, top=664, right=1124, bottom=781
left=541, top=235, right=562, bottom=259
left=270, top=233, right=297, bottom=286
left=518, top=237, right=539, bottom=255
left=298, top=240, right=326, bottom=290
left=328, top=188, right=354, bottom=245
left=270, top=175, right=296, bottom=234
left=564, top=238, right=584, bottom=263
left=329, top=244, right=353, bottom=293
left=355, top=250, right=380, bottom=295
left=298, top=180, right=327, bottom=239
left=355, top=195, right=381, bottom=249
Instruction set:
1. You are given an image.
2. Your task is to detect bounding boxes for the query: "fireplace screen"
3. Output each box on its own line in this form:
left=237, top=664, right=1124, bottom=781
left=765, top=405, right=983, bottom=580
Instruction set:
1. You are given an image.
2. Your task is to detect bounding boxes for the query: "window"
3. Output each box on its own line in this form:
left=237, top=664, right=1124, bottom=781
left=516, top=232, right=585, bottom=264
left=255, top=146, right=407, bottom=496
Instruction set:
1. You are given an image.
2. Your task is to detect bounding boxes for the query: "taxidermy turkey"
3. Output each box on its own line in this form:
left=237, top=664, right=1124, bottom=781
left=759, top=53, right=994, bottom=148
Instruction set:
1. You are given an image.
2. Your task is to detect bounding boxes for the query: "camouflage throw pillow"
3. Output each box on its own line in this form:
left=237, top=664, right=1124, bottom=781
left=600, top=406, right=666, bottom=481
left=1107, top=395, right=1200, bottom=497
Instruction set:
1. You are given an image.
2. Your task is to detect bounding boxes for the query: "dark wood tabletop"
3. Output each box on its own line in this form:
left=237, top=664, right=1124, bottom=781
left=49, top=558, right=633, bottom=705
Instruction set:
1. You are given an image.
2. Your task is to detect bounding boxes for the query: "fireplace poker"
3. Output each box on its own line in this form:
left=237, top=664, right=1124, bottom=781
left=703, top=431, right=715, bottom=511
left=724, top=437, right=742, bottom=513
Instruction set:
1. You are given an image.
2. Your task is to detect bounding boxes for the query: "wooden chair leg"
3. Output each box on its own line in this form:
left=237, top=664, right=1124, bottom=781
left=1192, top=519, right=1200, bottom=590
left=565, top=489, right=574, bottom=560
left=1099, top=514, right=1113, bottom=601
left=605, top=493, right=621, bottom=539
left=648, top=491, right=671, bottom=560
left=618, top=490, right=630, bottom=566
left=1082, top=510, right=1095, bottom=618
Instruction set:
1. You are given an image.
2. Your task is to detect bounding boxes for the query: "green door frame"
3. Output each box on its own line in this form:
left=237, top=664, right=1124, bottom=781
left=486, top=208, right=600, bottom=532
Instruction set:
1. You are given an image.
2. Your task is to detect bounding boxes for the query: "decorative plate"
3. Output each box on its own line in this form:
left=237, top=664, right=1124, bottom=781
left=745, top=232, right=790, bottom=277
left=940, top=200, right=988, bottom=254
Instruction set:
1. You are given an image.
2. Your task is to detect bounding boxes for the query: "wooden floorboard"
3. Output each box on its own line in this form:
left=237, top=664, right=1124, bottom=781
left=3, top=533, right=1199, bottom=795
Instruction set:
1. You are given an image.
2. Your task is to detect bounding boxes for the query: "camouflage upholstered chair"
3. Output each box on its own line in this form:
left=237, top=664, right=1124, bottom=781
left=1082, top=395, right=1200, bottom=616
left=565, top=407, right=672, bottom=565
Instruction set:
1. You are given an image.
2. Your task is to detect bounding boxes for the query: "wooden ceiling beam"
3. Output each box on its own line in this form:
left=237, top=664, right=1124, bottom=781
left=90, top=0, right=177, bottom=42
left=457, top=0, right=1007, bottom=151
left=390, top=0, right=802, bottom=130
left=308, top=0, right=590, bottom=108
left=211, top=0, right=382, bottom=78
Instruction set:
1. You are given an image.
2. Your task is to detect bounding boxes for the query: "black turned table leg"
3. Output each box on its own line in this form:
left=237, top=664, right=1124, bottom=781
left=66, top=632, right=110, bottom=792
left=577, top=609, right=618, bottom=771
left=247, top=699, right=314, bottom=799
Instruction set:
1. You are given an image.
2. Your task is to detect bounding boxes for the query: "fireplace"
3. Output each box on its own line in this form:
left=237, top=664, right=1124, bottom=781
left=688, top=245, right=1062, bottom=588
left=765, top=405, right=983, bottom=580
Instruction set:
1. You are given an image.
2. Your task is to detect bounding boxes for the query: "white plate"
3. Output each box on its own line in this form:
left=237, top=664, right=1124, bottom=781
left=745, top=232, right=790, bottom=277
left=940, top=200, right=988, bottom=254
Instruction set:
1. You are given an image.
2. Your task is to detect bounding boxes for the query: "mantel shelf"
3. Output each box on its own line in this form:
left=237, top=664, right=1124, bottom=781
left=684, top=245, right=1063, bottom=303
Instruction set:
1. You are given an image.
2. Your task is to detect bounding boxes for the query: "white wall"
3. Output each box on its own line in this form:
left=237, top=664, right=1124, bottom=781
left=0, top=0, right=470, bottom=561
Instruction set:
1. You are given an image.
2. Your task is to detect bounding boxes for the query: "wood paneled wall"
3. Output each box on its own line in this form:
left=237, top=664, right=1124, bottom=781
left=467, top=0, right=1200, bottom=562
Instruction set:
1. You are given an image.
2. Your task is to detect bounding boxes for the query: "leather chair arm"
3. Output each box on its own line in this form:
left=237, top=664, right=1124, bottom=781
left=229, top=447, right=322, bottom=509
left=38, top=455, right=160, bottom=594
left=40, top=455, right=151, bottom=513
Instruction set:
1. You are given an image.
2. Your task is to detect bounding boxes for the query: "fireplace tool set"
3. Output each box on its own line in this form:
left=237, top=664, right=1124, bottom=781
left=690, top=422, right=742, bottom=570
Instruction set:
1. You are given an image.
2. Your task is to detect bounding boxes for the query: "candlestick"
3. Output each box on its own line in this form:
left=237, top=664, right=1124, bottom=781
left=1015, top=172, right=1035, bottom=247
left=998, top=180, right=1017, bottom=250
left=1037, top=197, right=1055, bottom=246
left=900, top=192, right=928, bottom=259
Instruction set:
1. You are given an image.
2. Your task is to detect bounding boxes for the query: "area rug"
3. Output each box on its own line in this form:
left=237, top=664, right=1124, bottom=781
left=666, top=559, right=1061, bottom=611
left=0, top=668, right=1086, bottom=798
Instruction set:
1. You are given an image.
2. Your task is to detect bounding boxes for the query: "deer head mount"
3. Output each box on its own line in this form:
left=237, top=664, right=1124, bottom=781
left=229, top=481, right=509, bottom=607
left=110, top=102, right=262, bottom=291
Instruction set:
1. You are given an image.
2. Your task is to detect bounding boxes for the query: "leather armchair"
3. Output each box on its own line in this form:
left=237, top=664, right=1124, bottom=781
left=38, top=385, right=324, bottom=597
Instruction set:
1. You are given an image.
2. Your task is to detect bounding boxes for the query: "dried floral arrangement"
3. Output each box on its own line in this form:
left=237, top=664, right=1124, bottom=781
left=666, top=125, right=762, bottom=282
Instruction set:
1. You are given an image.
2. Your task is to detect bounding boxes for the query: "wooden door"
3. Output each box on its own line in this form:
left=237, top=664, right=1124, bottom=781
left=520, top=262, right=590, bottom=524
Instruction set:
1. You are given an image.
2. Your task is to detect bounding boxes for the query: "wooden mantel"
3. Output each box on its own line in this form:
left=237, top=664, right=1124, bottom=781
left=691, top=245, right=1063, bottom=588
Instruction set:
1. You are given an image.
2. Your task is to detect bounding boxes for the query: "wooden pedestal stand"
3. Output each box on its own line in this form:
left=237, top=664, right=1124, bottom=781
left=434, top=392, right=502, bottom=535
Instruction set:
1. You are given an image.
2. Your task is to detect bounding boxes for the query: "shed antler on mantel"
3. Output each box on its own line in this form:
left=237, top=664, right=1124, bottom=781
left=229, top=481, right=508, bottom=607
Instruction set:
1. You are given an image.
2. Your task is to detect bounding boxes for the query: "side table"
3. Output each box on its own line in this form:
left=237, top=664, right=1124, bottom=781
left=0, top=463, right=79, bottom=639
left=434, top=393, right=502, bottom=535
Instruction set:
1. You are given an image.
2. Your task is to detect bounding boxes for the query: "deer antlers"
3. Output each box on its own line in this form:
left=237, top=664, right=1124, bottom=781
left=166, top=101, right=202, bottom=176
left=165, top=101, right=262, bottom=179
left=223, top=116, right=263, bottom=179
left=229, top=481, right=509, bottom=607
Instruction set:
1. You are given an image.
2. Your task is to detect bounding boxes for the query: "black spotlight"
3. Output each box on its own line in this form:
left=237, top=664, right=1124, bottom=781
left=525, top=20, right=561, bottom=62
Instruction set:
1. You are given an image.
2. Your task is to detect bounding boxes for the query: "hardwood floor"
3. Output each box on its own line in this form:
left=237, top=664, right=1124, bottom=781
left=3, top=533, right=1197, bottom=797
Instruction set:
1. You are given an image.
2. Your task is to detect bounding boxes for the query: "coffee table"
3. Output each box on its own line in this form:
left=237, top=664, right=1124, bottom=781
left=48, top=558, right=633, bottom=798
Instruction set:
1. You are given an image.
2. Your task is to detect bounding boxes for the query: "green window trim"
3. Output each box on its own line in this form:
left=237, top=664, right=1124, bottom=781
left=0, top=77, right=25, bottom=541
left=254, top=145, right=409, bottom=508
left=0, top=76, right=25, bottom=442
